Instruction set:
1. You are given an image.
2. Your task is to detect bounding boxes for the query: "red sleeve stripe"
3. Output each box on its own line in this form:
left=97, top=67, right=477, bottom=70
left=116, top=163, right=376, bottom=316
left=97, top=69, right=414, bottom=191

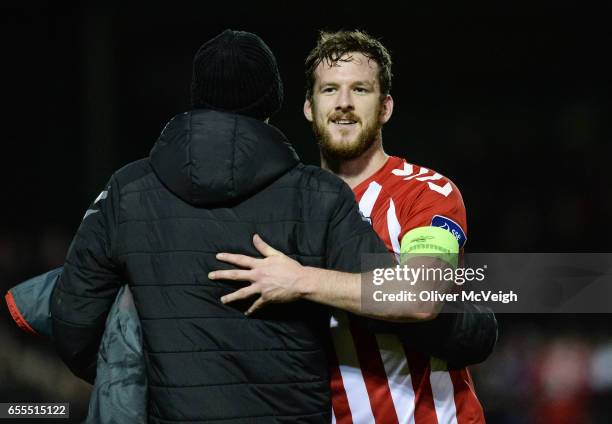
left=4, top=291, right=38, bottom=336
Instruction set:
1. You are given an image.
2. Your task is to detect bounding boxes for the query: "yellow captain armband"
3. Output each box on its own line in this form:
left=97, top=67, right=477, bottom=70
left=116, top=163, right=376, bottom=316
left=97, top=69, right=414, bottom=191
left=400, top=226, right=460, bottom=268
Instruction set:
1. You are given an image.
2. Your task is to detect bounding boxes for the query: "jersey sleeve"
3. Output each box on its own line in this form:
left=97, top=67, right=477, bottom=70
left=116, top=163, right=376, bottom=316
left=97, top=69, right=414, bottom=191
left=389, top=174, right=498, bottom=365
left=398, top=177, right=468, bottom=250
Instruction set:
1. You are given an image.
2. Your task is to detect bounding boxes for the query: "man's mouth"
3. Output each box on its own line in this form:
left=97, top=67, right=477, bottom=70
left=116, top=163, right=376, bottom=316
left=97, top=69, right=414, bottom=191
left=331, top=119, right=357, bottom=125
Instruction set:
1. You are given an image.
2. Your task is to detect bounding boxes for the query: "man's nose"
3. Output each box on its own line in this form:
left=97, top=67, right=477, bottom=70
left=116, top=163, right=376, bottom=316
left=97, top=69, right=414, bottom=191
left=335, top=88, right=354, bottom=111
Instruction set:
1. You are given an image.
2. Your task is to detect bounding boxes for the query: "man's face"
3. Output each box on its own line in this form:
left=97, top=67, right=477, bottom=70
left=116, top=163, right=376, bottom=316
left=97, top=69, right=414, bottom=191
left=304, top=52, right=393, bottom=160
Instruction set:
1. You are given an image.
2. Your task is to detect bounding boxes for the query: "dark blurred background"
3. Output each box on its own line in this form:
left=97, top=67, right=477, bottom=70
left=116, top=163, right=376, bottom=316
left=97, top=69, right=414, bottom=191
left=1, top=2, right=611, bottom=422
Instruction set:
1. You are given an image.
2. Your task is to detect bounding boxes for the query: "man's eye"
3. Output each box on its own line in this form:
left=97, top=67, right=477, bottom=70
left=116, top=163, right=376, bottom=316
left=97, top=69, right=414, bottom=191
left=354, top=87, right=369, bottom=93
left=322, top=87, right=336, bottom=93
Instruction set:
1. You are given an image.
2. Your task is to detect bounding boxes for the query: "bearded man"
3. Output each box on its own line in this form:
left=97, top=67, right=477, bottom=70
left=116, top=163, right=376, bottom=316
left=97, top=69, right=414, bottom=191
left=213, top=30, right=494, bottom=423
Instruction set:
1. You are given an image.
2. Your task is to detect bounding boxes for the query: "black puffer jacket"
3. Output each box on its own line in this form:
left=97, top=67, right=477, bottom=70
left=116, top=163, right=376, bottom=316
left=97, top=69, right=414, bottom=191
left=51, top=110, right=390, bottom=423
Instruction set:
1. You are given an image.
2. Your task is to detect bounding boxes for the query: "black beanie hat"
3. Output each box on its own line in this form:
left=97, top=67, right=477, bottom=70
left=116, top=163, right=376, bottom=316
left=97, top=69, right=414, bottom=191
left=190, top=30, right=283, bottom=120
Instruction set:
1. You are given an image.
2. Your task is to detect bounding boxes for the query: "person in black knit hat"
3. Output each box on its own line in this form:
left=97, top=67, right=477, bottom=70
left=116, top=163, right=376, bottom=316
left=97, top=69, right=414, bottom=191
left=191, top=29, right=283, bottom=120
left=49, top=29, right=393, bottom=423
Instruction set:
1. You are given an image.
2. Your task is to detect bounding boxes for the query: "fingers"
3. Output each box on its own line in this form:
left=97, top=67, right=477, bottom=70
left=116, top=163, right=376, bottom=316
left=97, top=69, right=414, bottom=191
left=220, top=286, right=258, bottom=304
left=245, top=297, right=266, bottom=316
left=209, top=269, right=253, bottom=282
left=216, top=252, right=258, bottom=268
left=253, top=234, right=282, bottom=257
left=220, top=285, right=268, bottom=316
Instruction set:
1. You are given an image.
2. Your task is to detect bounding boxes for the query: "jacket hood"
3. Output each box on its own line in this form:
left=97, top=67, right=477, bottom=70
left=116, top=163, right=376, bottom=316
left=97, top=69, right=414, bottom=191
left=150, top=109, right=300, bottom=206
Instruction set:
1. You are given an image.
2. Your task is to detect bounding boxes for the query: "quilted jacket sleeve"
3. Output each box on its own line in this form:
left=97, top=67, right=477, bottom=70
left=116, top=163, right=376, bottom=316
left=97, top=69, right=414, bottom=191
left=51, top=176, right=122, bottom=383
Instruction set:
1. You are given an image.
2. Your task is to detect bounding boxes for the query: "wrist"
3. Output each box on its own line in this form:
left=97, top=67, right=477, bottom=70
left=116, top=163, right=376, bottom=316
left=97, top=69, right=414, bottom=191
left=295, top=266, right=320, bottom=298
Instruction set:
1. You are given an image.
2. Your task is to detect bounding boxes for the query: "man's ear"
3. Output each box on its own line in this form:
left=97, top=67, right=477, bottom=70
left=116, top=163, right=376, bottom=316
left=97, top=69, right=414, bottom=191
left=303, top=98, right=313, bottom=122
left=380, top=94, right=394, bottom=124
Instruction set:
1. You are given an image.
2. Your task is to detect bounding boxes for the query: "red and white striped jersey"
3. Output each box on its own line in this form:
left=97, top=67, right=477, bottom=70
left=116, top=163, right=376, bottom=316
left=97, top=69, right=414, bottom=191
left=329, top=156, right=485, bottom=424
